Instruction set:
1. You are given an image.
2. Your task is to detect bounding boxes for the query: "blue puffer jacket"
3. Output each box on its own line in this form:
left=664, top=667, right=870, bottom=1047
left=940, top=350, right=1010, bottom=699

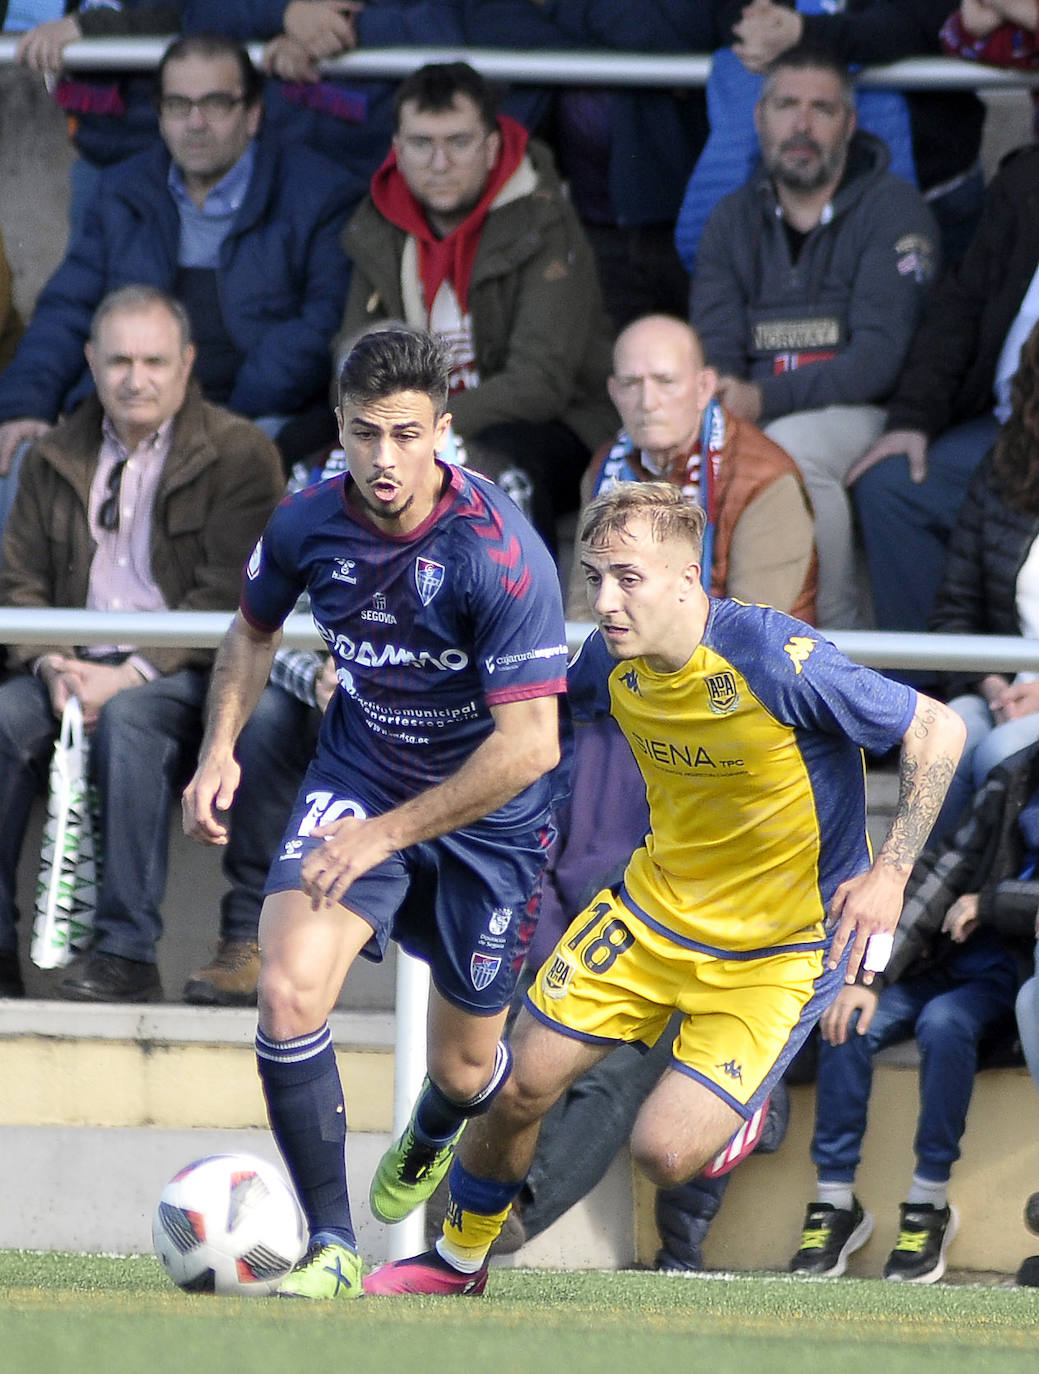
left=0, top=135, right=355, bottom=424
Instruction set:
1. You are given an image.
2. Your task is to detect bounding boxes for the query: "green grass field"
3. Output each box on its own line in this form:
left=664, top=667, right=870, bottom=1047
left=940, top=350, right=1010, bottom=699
left=3, top=1253, right=1038, bottom=1374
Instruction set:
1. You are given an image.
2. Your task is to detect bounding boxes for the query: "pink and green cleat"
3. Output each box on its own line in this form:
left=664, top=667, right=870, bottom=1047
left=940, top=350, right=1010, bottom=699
left=363, top=1248, right=488, bottom=1297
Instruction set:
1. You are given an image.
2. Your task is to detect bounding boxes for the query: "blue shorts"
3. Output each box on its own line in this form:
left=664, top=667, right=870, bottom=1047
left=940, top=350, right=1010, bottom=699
left=264, top=779, right=554, bottom=1015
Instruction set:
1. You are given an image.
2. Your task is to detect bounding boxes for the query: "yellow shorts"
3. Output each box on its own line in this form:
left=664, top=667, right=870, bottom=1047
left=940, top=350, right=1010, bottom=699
left=528, top=886, right=840, bottom=1116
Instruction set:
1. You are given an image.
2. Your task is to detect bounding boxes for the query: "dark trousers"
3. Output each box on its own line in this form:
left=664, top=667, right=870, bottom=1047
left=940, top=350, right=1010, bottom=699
left=811, top=933, right=1019, bottom=1184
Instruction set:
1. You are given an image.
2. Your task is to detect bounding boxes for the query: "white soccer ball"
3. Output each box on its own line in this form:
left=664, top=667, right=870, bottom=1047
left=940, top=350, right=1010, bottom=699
left=153, top=1153, right=306, bottom=1296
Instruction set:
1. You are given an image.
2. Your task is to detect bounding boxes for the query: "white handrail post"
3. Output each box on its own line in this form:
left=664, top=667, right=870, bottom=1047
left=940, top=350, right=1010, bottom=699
left=386, top=948, right=430, bottom=1260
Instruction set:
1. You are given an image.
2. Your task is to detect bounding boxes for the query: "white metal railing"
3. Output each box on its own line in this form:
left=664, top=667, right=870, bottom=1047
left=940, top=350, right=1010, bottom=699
left=2, top=37, right=1039, bottom=89
left=4, top=607, right=1039, bottom=671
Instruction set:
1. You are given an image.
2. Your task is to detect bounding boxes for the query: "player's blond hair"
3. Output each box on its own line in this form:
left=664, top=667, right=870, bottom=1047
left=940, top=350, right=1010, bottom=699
left=579, top=481, right=706, bottom=559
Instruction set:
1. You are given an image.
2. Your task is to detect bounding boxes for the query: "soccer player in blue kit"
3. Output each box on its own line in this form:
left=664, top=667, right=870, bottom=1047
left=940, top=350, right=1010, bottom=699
left=182, top=327, right=568, bottom=1298
left=364, top=480, right=967, bottom=1296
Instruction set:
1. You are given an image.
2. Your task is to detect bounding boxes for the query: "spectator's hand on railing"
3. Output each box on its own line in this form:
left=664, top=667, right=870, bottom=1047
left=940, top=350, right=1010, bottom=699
left=959, top=0, right=1006, bottom=35
left=820, top=984, right=878, bottom=1045
left=264, top=34, right=321, bottom=83
left=15, top=13, right=82, bottom=73
left=0, top=418, right=51, bottom=475
left=714, top=374, right=763, bottom=423
left=732, top=0, right=803, bottom=73
left=283, top=0, right=362, bottom=60
left=846, top=428, right=929, bottom=486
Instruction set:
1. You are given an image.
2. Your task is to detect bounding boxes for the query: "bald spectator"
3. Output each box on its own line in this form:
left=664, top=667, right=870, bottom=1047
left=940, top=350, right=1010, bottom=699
left=566, top=313, right=816, bottom=624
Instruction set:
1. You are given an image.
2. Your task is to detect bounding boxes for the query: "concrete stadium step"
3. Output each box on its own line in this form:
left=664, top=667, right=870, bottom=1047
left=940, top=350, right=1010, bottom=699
left=0, top=1000, right=634, bottom=1266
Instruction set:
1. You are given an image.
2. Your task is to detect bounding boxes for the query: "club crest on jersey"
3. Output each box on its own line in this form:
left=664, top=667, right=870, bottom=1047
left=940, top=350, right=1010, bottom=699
left=705, top=671, right=739, bottom=715
left=783, top=635, right=816, bottom=674
left=331, top=558, right=357, bottom=585
left=470, top=953, right=501, bottom=991
left=415, top=557, right=445, bottom=606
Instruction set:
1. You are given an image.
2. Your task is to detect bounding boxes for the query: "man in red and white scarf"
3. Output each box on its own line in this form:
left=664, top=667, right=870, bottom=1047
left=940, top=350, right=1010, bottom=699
left=337, top=61, right=618, bottom=554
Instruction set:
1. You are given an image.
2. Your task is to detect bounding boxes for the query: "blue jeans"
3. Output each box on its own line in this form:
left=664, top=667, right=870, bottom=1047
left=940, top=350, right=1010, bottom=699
left=0, top=669, right=209, bottom=963
left=221, top=682, right=318, bottom=942
left=0, top=672, right=312, bottom=962
left=852, top=414, right=999, bottom=635
left=1015, top=944, right=1039, bottom=1095
left=811, top=932, right=1019, bottom=1184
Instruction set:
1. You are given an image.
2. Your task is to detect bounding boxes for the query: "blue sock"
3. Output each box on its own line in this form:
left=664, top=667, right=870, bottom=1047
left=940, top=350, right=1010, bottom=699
left=255, top=1024, right=355, bottom=1249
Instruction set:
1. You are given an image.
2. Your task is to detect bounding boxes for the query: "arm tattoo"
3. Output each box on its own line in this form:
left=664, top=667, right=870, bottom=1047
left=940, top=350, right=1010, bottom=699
left=881, top=700, right=958, bottom=872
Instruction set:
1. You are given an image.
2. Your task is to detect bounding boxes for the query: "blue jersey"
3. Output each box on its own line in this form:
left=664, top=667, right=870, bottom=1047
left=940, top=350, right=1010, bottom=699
left=567, top=599, right=916, bottom=954
left=241, top=463, right=568, bottom=827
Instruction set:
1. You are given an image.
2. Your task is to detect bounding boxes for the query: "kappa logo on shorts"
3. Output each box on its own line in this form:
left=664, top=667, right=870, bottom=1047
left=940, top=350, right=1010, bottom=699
left=541, top=953, right=574, bottom=1000
left=705, top=671, right=739, bottom=715
left=415, top=557, right=445, bottom=606
left=488, top=907, right=512, bottom=936
left=470, top=953, right=502, bottom=991
left=716, top=1058, right=744, bottom=1084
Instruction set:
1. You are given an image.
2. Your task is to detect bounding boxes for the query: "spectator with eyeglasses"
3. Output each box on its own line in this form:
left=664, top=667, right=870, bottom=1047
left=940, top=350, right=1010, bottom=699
left=336, top=61, right=618, bottom=555
left=0, top=32, right=357, bottom=543
left=0, top=284, right=284, bottom=1003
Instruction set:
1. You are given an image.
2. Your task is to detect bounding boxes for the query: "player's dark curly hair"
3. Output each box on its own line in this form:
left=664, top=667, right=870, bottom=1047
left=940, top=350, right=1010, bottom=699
left=337, top=326, right=450, bottom=416
left=991, top=319, right=1039, bottom=515
left=580, top=481, right=707, bottom=559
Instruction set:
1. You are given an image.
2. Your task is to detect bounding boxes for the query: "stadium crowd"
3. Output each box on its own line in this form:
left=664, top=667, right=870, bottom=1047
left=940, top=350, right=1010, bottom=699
left=3, top=0, right=1039, bottom=1289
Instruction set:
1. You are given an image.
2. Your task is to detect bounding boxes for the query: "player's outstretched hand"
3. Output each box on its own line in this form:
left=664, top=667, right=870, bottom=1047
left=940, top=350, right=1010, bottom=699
left=182, top=752, right=241, bottom=847
left=301, top=815, right=395, bottom=910
left=826, top=864, right=905, bottom=986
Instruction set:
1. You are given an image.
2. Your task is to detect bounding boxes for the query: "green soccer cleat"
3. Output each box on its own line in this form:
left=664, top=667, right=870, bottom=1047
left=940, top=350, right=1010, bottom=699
left=369, top=1122, right=465, bottom=1224
left=276, top=1240, right=364, bottom=1300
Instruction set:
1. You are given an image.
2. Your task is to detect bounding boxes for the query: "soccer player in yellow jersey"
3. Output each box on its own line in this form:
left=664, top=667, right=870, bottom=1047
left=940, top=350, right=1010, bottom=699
left=364, top=480, right=966, bottom=1296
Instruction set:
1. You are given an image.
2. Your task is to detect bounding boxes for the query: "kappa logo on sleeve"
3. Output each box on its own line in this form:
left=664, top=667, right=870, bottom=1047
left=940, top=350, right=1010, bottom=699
left=783, top=635, right=817, bottom=675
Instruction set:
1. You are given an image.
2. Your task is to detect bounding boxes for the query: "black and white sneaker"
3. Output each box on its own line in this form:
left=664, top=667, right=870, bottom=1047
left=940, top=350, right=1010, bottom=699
left=789, top=1198, right=874, bottom=1277
left=883, top=1203, right=959, bottom=1283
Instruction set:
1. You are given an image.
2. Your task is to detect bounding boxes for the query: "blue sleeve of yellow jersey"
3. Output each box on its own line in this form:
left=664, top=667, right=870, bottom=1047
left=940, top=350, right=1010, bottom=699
left=764, top=626, right=916, bottom=753
left=708, top=603, right=917, bottom=753
left=566, top=630, right=615, bottom=723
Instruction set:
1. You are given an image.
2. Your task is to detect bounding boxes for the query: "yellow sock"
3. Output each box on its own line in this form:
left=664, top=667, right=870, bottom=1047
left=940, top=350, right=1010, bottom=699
left=438, top=1197, right=512, bottom=1271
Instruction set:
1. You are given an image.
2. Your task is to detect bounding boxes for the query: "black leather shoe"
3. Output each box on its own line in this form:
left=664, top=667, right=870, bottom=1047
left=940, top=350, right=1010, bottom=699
left=0, top=949, right=25, bottom=998
left=59, top=952, right=163, bottom=1003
